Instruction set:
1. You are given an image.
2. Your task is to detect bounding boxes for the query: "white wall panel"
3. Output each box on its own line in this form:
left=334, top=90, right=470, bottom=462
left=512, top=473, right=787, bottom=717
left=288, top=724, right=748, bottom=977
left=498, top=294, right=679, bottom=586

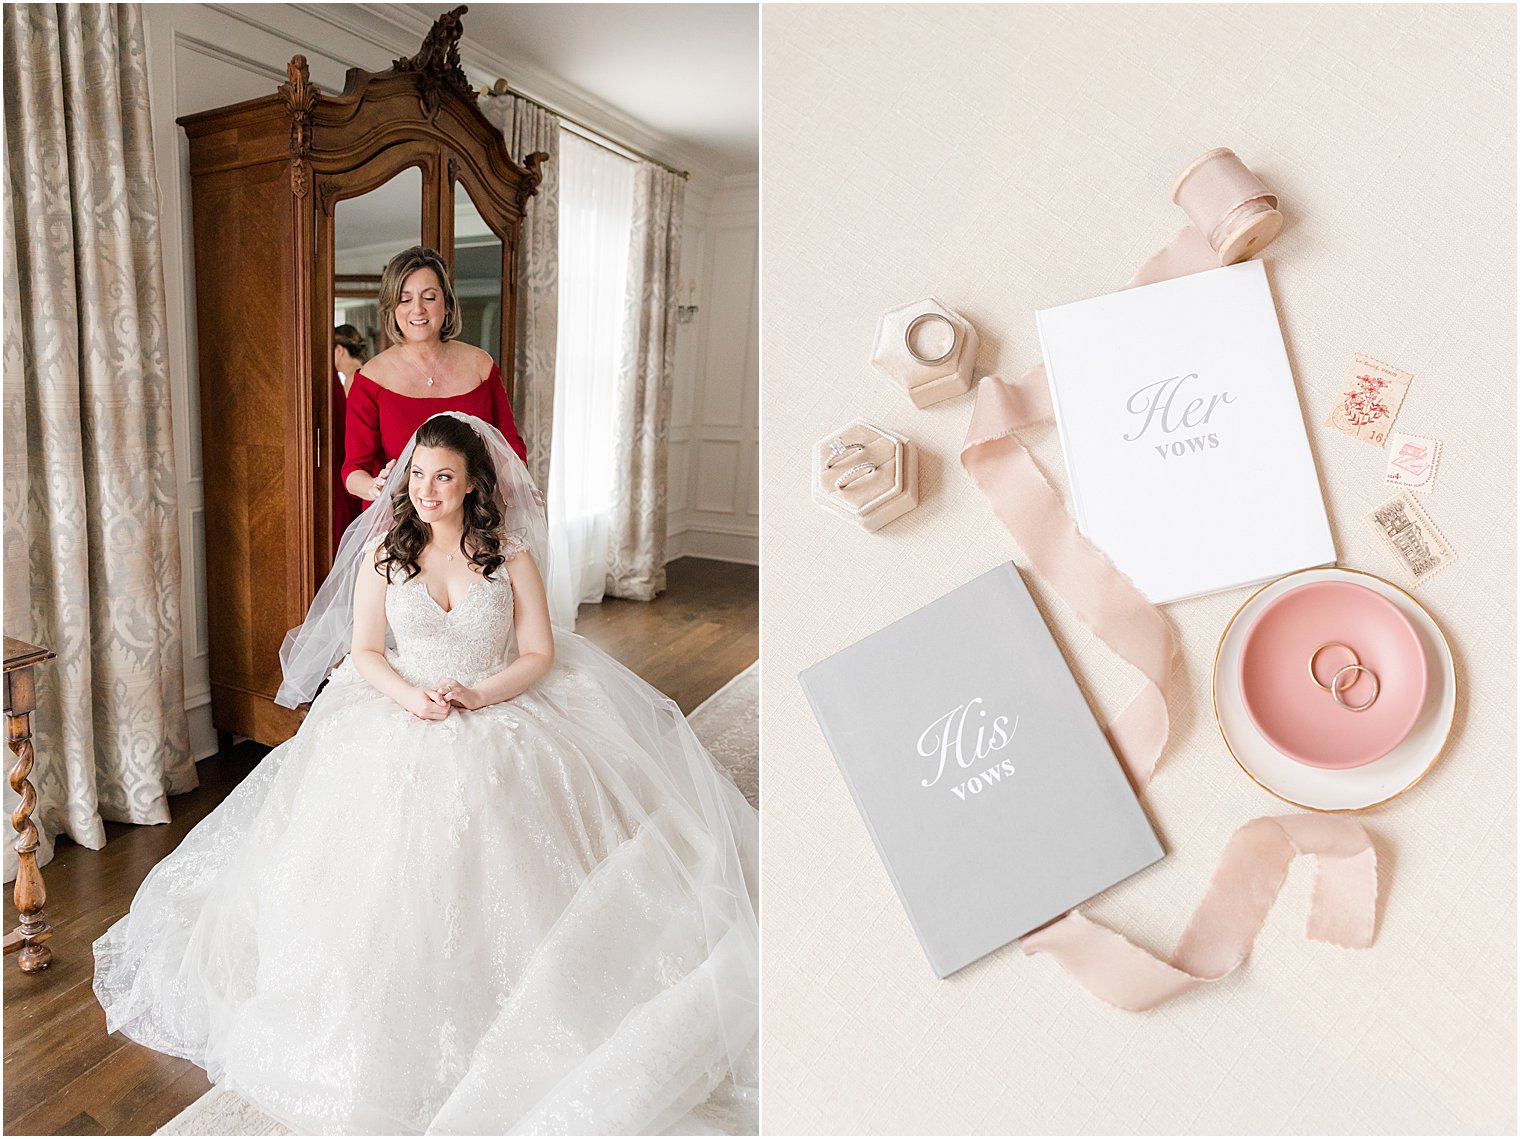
left=665, top=174, right=757, bottom=562
left=668, top=435, right=691, bottom=518
left=698, top=229, right=756, bottom=428
left=694, top=440, right=742, bottom=515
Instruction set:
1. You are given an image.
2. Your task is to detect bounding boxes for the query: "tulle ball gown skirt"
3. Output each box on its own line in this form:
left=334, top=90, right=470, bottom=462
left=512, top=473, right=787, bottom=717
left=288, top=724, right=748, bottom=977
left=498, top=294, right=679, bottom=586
left=93, top=635, right=759, bottom=1135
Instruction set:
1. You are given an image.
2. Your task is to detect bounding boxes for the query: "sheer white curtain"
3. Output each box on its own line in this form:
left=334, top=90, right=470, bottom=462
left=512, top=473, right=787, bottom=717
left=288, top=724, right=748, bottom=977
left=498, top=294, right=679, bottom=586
left=546, top=130, right=635, bottom=628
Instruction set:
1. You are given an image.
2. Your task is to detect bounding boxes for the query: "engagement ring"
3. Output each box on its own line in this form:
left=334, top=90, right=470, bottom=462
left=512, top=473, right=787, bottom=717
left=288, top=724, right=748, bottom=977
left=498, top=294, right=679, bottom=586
left=825, top=439, right=866, bottom=468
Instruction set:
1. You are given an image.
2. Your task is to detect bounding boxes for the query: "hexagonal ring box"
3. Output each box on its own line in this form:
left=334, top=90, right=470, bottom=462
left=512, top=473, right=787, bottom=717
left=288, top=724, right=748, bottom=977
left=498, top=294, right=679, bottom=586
left=812, top=419, right=920, bottom=532
left=870, top=297, right=979, bottom=408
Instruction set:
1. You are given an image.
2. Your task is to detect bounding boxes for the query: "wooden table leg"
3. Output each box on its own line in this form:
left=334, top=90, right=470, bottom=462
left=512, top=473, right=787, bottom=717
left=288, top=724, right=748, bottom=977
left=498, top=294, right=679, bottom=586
left=5, top=666, right=51, bottom=973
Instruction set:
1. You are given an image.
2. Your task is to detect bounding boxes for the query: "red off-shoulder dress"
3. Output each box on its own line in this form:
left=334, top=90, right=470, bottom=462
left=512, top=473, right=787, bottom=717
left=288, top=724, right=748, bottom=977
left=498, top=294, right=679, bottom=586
left=341, top=363, right=528, bottom=506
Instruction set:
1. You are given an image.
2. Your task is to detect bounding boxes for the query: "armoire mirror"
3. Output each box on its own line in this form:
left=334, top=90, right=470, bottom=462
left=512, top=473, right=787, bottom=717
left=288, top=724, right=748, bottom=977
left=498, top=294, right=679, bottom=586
left=179, top=7, right=546, bottom=745
left=332, top=164, right=424, bottom=363
left=451, top=180, right=504, bottom=360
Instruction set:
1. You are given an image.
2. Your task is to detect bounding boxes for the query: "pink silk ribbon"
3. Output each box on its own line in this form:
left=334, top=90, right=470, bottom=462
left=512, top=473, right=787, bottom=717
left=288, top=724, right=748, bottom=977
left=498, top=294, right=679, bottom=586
left=961, top=180, right=1379, bottom=1012
left=1022, top=815, right=1377, bottom=1012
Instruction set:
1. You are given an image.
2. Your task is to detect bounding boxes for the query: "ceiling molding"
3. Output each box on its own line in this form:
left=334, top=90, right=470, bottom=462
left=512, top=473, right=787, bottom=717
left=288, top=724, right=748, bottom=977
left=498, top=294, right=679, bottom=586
left=173, top=29, right=291, bottom=87
left=719, top=172, right=760, bottom=194
left=205, top=4, right=378, bottom=72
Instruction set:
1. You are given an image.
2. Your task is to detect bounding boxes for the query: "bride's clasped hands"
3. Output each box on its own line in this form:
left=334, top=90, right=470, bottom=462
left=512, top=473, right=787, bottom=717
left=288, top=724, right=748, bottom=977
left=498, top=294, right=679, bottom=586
left=398, top=679, right=522, bottom=720
left=402, top=685, right=452, bottom=720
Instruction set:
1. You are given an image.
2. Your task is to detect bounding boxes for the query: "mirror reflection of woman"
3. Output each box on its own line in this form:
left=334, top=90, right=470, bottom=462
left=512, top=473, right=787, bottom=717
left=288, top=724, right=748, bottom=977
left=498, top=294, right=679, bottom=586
left=333, top=323, right=367, bottom=394
left=342, top=246, right=527, bottom=506
left=331, top=324, right=369, bottom=553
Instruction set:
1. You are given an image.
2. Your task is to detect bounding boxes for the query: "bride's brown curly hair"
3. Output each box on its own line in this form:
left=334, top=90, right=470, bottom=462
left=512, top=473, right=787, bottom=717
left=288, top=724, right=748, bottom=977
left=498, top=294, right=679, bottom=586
left=378, top=416, right=507, bottom=583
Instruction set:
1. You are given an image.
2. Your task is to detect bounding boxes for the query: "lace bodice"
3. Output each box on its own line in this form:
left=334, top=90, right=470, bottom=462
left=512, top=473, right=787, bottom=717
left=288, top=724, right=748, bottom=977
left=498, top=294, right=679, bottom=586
left=384, top=570, right=514, bottom=688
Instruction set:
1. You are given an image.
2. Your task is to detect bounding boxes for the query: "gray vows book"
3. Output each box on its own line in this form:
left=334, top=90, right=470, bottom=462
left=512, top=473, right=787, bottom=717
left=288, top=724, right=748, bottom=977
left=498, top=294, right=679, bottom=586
left=799, top=563, right=1164, bottom=979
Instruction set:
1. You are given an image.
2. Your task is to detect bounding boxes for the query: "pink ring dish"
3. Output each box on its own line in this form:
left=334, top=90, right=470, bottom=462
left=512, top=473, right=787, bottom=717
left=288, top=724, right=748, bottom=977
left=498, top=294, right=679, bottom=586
left=1212, top=568, right=1455, bottom=811
left=1236, top=580, right=1428, bottom=769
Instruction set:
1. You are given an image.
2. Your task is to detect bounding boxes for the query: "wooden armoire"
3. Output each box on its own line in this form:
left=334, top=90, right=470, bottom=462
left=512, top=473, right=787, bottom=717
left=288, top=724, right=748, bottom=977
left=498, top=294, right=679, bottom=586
left=178, top=8, right=542, bottom=745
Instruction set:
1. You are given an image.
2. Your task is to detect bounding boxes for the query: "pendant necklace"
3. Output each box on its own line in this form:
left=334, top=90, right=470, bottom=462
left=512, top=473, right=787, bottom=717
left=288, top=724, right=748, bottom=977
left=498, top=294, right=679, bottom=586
left=410, top=348, right=440, bottom=388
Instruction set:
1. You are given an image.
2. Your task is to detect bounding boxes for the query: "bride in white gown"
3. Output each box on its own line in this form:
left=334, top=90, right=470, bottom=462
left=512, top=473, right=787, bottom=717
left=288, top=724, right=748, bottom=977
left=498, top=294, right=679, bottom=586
left=93, top=413, right=759, bottom=1135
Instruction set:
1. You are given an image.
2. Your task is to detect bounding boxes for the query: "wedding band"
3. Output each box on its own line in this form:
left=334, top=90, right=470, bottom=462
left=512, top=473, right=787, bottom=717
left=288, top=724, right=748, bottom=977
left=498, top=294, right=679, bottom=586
left=904, top=312, right=958, bottom=365
left=1309, top=641, right=1360, bottom=691
left=834, top=462, right=878, bottom=490
left=1329, top=663, right=1379, bottom=711
left=825, top=439, right=866, bottom=468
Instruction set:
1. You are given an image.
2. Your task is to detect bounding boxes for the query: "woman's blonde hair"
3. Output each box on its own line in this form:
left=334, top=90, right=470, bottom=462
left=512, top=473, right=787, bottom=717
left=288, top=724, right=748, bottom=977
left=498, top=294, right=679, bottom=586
left=376, top=246, right=461, bottom=346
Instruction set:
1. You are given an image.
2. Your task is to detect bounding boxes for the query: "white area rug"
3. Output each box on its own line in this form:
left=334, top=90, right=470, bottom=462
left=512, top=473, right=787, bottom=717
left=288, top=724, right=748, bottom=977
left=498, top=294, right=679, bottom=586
left=157, top=1086, right=290, bottom=1135
left=690, top=660, right=759, bottom=808
left=156, top=661, right=760, bottom=1136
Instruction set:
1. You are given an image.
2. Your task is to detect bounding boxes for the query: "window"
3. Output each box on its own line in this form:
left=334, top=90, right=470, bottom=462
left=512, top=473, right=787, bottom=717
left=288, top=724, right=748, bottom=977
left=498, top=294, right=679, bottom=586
left=545, top=129, right=635, bottom=626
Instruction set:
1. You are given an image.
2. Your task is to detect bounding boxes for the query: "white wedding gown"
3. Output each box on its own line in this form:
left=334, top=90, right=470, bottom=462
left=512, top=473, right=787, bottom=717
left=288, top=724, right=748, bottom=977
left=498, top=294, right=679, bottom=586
left=93, top=561, right=759, bottom=1135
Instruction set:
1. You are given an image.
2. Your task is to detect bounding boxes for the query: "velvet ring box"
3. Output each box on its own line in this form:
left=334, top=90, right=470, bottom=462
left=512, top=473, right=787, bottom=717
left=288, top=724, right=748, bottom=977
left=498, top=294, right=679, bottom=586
left=812, top=419, right=919, bottom=531
left=870, top=297, right=979, bottom=408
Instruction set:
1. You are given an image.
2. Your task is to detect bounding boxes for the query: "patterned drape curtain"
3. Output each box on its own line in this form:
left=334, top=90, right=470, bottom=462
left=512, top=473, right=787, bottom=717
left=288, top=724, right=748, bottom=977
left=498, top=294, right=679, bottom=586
left=480, top=93, right=559, bottom=493
left=2, top=3, right=195, bottom=881
left=606, top=164, right=685, bottom=601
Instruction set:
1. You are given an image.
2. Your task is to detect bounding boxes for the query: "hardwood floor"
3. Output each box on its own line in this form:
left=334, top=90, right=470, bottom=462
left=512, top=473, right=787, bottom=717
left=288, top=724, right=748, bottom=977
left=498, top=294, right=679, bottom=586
left=574, top=556, right=759, bottom=714
left=2, top=556, right=756, bottom=1135
left=2, top=749, right=262, bottom=1136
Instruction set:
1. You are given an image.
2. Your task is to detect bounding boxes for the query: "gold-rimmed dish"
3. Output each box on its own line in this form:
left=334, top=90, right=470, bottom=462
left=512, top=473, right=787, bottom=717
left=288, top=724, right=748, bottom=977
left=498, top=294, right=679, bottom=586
left=1211, top=567, right=1456, bottom=812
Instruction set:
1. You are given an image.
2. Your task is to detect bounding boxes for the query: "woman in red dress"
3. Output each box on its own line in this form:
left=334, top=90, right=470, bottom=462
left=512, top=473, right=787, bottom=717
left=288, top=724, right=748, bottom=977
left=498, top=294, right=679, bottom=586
left=342, top=246, right=526, bottom=507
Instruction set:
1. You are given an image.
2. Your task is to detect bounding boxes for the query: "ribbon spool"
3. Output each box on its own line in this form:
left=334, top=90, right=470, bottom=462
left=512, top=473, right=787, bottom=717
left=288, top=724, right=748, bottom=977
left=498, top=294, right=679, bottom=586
left=1171, top=146, right=1282, bottom=265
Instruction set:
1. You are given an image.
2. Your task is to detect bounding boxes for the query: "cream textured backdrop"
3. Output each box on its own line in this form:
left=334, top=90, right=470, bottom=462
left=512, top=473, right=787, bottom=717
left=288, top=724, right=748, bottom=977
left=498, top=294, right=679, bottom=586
left=760, top=5, right=1515, bottom=1134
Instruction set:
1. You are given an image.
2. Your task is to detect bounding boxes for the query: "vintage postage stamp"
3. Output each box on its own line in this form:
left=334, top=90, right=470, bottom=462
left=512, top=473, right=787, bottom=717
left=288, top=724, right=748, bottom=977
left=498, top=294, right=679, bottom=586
left=1383, top=432, right=1443, bottom=493
left=1326, top=352, right=1413, bottom=446
left=1368, top=491, right=1456, bottom=583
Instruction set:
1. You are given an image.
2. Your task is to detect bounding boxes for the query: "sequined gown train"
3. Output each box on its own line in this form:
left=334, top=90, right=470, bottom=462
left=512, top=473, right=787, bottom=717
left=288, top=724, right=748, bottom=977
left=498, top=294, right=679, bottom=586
left=93, top=553, right=759, bottom=1135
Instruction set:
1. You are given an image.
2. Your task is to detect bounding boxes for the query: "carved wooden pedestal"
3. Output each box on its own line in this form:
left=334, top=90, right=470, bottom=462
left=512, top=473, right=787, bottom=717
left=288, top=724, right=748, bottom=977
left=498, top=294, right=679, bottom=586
left=4, top=637, right=55, bottom=973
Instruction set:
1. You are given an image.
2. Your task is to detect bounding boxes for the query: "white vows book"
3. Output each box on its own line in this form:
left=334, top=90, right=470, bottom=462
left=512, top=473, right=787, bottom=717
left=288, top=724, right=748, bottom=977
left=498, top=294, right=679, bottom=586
left=1037, top=259, right=1335, bottom=603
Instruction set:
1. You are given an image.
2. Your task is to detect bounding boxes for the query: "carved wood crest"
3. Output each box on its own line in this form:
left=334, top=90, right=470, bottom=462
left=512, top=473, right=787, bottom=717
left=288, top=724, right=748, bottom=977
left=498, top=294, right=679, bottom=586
left=522, top=150, right=549, bottom=196
left=392, top=5, right=477, bottom=120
